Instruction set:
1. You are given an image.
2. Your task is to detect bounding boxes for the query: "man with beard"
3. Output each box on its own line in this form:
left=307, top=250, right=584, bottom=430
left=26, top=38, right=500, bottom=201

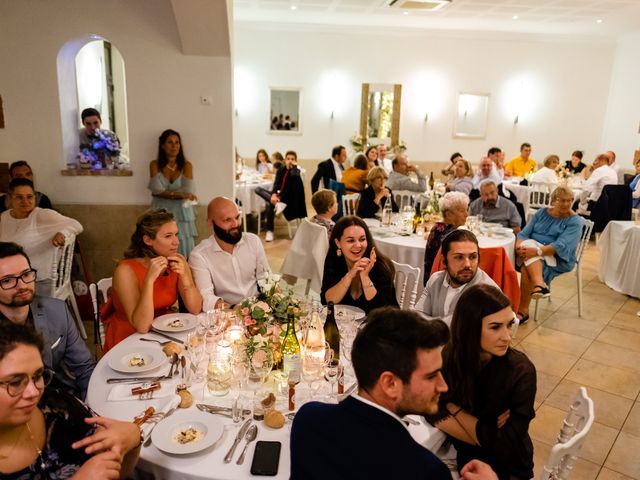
left=0, top=242, right=94, bottom=399
left=189, top=197, right=269, bottom=310
left=469, top=181, right=521, bottom=233
left=291, top=307, right=498, bottom=480
left=414, top=230, right=498, bottom=326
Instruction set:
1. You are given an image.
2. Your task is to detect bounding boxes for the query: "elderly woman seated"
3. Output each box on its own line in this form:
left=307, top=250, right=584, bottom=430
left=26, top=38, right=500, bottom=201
left=446, top=159, right=474, bottom=195
left=528, top=154, right=560, bottom=184
left=0, top=178, right=83, bottom=296
left=515, top=185, right=583, bottom=323
left=342, top=154, right=370, bottom=193
left=423, top=191, right=469, bottom=285
left=356, top=167, right=399, bottom=219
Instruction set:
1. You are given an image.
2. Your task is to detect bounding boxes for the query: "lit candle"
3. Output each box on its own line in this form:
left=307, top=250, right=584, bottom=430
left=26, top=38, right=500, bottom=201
left=226, top=326, right=244, bottom=342
left=216, top=340, right=232, bottom=359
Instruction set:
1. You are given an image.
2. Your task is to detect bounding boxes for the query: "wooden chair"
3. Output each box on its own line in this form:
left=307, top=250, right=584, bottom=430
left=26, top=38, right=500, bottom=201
left=50, top=234, right=86, bottom=339
left=392, top=260, right=421, bottom=309
left=532, top=219, right=594, bottom=322
left=89, top=277, right=112, bottom=352
left=539, top=387, right=595, bottom=480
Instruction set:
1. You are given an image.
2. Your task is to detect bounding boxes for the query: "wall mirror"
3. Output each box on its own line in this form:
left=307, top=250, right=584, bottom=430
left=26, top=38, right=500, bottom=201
left=453, top=92, right=489, bottom=139
left=359, top=83, right=401, bottom=147
left=269, top=88, right=301, bottom=134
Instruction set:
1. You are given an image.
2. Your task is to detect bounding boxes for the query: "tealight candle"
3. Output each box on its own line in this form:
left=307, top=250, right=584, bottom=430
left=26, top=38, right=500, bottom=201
left=226, top=326, right=244, bottom=342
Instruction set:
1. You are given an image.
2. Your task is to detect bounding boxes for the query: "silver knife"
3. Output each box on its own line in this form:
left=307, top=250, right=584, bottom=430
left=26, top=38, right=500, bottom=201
left=149, top=328, right=184, bottom=344
left=197, top=404, right=251, bottom=416
left=223, top=418, right=253, bottom=463
left=107, top=376, right=165, bottom=384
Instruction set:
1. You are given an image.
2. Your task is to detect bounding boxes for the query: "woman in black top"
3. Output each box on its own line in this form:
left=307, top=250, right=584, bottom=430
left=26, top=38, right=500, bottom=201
left=356, top=167, right=399, bottom=219
left=428, top=284, right=536, bottom=480
left=564, top=150, right=587, bottom=174
left=321, top=216, right=398, bottom=313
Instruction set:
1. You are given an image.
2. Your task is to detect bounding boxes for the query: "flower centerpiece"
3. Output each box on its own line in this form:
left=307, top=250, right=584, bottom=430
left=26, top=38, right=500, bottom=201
left=349, top=133, right=366, bottom=153
left=556, top=165, right=572, bottom=184
left=78, top=129, right=123, bottom=170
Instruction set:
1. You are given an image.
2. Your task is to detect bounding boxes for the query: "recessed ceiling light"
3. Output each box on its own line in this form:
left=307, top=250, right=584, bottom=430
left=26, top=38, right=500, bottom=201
left=403, top=11, right=409, bottom=15
left=596, top=19, right=603, bottom=24
left=512, top=15, right=519, bottom=20
left=290, top=5, right=297, bottom=10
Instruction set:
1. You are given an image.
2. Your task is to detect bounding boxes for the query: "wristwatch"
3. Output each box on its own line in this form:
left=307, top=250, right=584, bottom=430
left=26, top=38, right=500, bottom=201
left=536, top=246, right=543, bottom=256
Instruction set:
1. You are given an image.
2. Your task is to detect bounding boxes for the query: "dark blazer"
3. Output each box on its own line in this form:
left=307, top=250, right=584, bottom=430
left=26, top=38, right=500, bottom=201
left=291, top=396, right=452, bottom=480
left=311, top=158, right=337, bottom=194
left=32, top=296, right=96, bottom=399
left=272, top=165, right=307, bottom=221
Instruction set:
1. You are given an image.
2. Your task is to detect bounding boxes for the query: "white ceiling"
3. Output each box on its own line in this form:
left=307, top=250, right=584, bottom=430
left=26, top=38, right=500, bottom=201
left=234, top=0, right=640, bottom=38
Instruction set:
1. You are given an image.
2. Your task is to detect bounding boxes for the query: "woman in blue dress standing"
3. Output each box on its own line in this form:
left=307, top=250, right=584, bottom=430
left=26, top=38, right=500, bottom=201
left=515, top=185, right=583, bottom=323
left=148, top=129, right=197, bottom=258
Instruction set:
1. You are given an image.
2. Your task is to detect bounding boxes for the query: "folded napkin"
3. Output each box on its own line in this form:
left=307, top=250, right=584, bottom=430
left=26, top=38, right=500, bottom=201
left=108, top=381, right=176, bottom=402
left=520, top=239, right=557, bottom=267
left=139, top=394, right=181, bottom=440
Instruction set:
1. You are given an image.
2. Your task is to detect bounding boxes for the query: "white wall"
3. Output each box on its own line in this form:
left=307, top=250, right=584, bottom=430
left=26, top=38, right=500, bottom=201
left=234, top=25, right=617, bottom=166
left=602, top=32, right=640, bottom=169
left=0, top=0, right=234, bottom=204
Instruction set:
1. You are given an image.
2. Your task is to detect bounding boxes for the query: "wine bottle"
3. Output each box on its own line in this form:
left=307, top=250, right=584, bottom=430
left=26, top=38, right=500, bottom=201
left=428, top=171, right=435, bottom=190
left=281, top=306, right=301, bottom=382
left=324, top=302, right=340, bottom=362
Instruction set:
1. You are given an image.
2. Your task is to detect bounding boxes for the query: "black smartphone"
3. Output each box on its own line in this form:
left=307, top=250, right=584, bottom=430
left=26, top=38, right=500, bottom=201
left=250, top=440, right=282, bottom=476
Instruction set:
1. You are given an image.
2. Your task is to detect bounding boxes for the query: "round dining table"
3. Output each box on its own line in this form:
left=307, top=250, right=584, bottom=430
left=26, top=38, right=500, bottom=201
left=598, top=220, right=640, bottom=299
left=365, top=219, right=516, bottom=287
left=235, top=175, right=274, bottom=214
left=87, top=312, right=447, bottom=479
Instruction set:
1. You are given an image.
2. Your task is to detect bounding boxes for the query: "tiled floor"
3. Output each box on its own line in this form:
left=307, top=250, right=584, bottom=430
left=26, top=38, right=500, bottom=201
left=261, top=227, right=640, bottom=479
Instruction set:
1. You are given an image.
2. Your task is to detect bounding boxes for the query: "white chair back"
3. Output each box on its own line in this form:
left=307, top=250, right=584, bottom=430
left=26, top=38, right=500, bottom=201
left=342, top=193, right=360, bottom=217
left=539, top=387, right=595, bottom=480
left=50, top=234, right=87, bottom=339
left=392, top=260, right=421, bottom=309
left=393, top=190, right=416, bottom=211
left=529, top=182, right=554, bottom=210
left=90, top=277, right=112, bottom=349
left=281, top=219, right=329, bottom=294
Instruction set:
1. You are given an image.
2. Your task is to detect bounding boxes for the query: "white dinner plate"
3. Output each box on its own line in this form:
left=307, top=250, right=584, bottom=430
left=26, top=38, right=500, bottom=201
left=335, top=305, right=366, bottom=321
left=108, top=347, right=167, bottom=373
left=152, top=313, right=198, bottom=333
left=151, top=409, right=224, bottom=455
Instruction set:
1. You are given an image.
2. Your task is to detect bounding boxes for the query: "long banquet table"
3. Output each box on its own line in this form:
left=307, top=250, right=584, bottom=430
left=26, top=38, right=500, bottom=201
left=88, top=325, right=448, bottom=479
left=598, top=220, right=640, bottom=299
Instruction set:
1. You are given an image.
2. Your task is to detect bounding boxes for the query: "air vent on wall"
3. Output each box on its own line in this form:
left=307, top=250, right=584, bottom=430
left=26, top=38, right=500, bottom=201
left=388, top=0, right=452, bottom=11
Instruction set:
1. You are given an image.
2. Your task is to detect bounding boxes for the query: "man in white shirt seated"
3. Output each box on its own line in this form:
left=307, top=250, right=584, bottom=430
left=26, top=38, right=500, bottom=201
left=414, top=229, right=498, bottom=325
left=189, top=197, right=269, bottom=310
left=605, top=150, right=624, bottom=185
left=386, top=153, right=427, bottom=192
left=472, top=157, right=502, bottom=189
left=577, top=153, right=619, bottom=216
left=469, top=181, right=521, bottom=233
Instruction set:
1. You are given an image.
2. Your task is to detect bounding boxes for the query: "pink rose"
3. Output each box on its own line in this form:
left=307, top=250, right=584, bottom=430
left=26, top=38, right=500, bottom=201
left=241, top=307, right=250, bottom=315
left=253, top=349, right=267, bottom=363
left=244, top=316, right=256, bottom=326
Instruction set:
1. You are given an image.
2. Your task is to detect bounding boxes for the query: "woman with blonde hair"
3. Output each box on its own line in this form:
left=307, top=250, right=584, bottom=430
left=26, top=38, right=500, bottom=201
left=529, top=154, right=560, bottom=184
left=356, top=167, right=399, bottom=218
left=102, top=209, right=202, bottom=352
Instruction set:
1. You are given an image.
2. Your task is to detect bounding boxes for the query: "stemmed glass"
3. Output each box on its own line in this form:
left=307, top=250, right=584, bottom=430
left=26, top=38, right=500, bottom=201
left=324, top=359, right=340, bottom=402
left=186, top=330, right=205, bottom=384
left=301, top=342, right=332, bottom=402
left=247, top=349, right=274, bottom=390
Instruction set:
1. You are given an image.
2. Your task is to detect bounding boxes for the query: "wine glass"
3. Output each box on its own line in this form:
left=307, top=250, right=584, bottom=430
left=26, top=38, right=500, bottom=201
left=247, top=348, right=274, bottom=390
left=186, top=331, right=205, bottom=383
left=324, top=359, right=340, bottom=402
left=231, top=353, right=250, bottom=391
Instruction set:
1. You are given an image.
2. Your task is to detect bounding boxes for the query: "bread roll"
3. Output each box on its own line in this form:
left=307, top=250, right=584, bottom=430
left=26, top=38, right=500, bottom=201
left=162, top=342, right=182, bottom=357
left=264, top=410, right=285, bottom=429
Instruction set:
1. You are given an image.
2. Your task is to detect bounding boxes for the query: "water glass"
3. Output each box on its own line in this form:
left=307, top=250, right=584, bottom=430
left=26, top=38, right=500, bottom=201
left=206, top=353, right=232, bottom=396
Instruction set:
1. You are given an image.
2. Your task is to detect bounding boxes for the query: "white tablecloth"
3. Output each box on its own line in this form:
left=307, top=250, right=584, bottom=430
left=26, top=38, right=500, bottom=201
left=367, top=220, right=515, bottom=286
left=598, top=221, right=640, bottom=299
left=503, top=182, right=531, bottom=212
left=235, top=179, right=273, bottom=214
left=88, top=329, right=446, bottom=479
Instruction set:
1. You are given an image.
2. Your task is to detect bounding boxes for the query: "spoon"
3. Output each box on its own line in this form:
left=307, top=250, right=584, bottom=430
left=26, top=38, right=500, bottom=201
left=169, top=353, right=180, bottom=377
left=140, top=338, right=172, bottom=346
left=236, top=424, right=258, bottom=465
left=180, top=356, right=186, bottom=380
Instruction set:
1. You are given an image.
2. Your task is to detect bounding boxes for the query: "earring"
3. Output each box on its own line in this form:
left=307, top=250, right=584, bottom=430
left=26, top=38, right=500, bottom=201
left=336, top=248, right=342, bottom=257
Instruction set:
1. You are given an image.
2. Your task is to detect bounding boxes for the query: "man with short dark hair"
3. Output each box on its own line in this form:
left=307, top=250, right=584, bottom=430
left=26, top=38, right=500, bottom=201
left=387, top=153, right=427, bottom=192
left=189, top=197, right=269, bottom=310
left=505, top=143, right=536, bottom=177
left=0, top=242, right=95, bottom=399
left=0, top=161, right=53, bottom=213
left=310, top=145, right=347, bottom=193
left=469, top=181, right=521, bottom=232
left=79, top=107, right=120, bottom=167
left=291, top=307, right=498, bottom=480
left=414, top=230, right=498, bottom=325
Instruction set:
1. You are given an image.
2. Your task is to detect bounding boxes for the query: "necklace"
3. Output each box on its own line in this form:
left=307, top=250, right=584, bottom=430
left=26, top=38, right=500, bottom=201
left=166, top=163, right=177, bottom=172
left=0, top=425, right=25, bottom=461
left=25, top=421, right=45, bottom=470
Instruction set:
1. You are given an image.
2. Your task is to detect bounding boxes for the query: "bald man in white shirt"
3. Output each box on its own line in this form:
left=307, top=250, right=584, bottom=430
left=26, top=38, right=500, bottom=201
left=189, top=197, right=270, bottom=310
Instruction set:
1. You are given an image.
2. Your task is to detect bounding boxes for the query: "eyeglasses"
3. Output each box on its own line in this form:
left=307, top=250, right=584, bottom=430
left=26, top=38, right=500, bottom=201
left=0, top=369, right=54, bottom=397
left=0, top=269, right=37, bottom=290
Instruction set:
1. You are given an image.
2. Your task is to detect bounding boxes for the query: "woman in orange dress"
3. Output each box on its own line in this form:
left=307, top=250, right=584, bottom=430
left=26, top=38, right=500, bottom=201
left=102, top=209, right=202, bottom=352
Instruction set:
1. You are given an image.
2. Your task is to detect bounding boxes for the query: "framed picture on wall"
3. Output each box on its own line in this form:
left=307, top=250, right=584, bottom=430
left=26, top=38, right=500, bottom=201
left=269, top=88, right=301, bottom=134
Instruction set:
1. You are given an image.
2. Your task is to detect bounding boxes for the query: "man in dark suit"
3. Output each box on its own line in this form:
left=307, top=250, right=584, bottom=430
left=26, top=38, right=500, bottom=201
left=310, top=145, right=347, bottom=193
left=255, top=151, right=307, bottom=242
left=290, top=307, right=498, bottom=480
left=0, top=242, right=95, bottom=399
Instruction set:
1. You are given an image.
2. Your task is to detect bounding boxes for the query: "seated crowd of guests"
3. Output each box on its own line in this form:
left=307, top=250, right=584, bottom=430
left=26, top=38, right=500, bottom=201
left=3, top=137, right=636, bottom=479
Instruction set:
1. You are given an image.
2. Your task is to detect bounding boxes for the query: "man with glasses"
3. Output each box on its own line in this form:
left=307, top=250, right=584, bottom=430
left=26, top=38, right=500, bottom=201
left=0, top=242, right=94, bottom=399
